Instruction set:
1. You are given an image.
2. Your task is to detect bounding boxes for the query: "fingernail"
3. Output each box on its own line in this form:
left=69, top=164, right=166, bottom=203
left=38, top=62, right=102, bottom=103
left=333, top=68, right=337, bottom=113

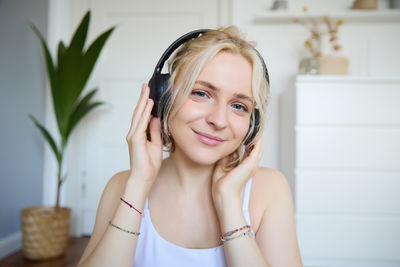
left=141, top=84, right=146, bottom=94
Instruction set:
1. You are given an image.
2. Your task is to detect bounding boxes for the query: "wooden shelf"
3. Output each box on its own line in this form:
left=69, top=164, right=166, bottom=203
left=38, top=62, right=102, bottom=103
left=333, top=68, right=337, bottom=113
left=254, top=9, right=400, bottom=24
left=296, top=75, right=400, bottom=83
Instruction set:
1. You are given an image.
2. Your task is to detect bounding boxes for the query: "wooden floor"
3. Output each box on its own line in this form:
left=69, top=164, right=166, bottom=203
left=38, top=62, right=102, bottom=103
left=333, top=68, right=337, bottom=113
left=0, top=237, right=89, bottom=267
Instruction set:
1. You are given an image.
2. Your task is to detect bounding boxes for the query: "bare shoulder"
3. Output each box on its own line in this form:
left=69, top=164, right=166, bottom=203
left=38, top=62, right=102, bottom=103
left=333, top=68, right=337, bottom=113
left=92, top=170, right=131, bottom=211
left=90, top=169, right=131, bottom=231
left=103, top=169, right=131, bottom=196
left=253, top=166, right=291, bottom=196
left=250, top=167, right=303, bottom=266
left=249, top=167, right=294, bottom=232
left=78, top=170, right=131, bottom=264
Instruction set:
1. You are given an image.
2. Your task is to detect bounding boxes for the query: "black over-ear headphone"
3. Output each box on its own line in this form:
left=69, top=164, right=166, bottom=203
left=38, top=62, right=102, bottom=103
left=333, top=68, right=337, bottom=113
left=148, top=29, right=269, bottom=145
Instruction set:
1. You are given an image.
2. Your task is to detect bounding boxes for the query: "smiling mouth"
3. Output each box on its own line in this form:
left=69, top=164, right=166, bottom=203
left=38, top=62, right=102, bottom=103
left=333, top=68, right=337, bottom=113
left=192, top=129, right=225, bottom=146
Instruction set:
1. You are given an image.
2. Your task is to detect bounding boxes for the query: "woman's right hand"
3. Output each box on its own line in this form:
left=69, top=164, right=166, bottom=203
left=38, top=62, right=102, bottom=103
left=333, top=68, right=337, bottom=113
left=126, top=84, right=163, bottom=188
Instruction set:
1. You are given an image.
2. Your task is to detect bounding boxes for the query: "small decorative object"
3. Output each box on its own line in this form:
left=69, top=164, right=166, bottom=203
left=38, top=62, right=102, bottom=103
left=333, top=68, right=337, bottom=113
left=390, top=0, right=400, bottom=8
left=270, top=0, right=288, bottom=10
left=352, top=0, right=378, bottom=9
left=294, top=8, right=348, bottom=75
left=299, top=57, right=319, bottom=75
left=318, top=55, right=349, bottom=75
left=22, top=11, right=114, bottom=260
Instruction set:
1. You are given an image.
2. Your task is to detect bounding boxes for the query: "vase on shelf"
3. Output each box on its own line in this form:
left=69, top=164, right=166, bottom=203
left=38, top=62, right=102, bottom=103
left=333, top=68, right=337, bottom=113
left=299, top=56, right=319, bottom=75
left=270, top=0, right=288, bottom=10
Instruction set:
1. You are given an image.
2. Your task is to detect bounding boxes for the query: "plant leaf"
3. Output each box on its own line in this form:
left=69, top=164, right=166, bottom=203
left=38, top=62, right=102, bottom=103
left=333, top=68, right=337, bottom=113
left=28, top=114, right=61, bottom=164
left=68, top=11, right=90, bottom=56
left=30, top=24, right=64, bottom=134
left=65, top=88, right=103, bottom=139
left=57, top=41, right=67, bottom=68
left=81, top=27, right=115, bottom=87
left=54, top=12, right=91, bottom=136
left=67, top=102, right=103, bottom=140
left=56, top=19, right=113, bottom=138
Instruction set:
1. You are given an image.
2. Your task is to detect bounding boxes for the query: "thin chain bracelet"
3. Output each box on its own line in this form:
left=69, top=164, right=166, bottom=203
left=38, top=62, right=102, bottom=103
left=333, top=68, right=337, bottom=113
left=221, top=225, right=251, bottom=239
left=221, top=229, right=254, bottom=242
left=109, top=221, right=140, bottom=236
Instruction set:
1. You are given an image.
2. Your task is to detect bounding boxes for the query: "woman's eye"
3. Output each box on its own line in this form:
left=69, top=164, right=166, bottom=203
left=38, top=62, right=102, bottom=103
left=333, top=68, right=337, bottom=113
left=232, top=103, right=248, bottom=112
left=191, top=90, right=208, bottom=98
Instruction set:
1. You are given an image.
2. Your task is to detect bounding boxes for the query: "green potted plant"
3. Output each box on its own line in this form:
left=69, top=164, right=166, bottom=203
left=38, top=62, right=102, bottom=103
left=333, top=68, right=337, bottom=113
left=21, top=11, right=114, bottom=260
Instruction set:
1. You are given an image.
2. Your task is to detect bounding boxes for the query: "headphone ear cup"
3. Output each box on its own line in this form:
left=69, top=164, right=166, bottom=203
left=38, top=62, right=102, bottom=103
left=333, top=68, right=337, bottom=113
left=148, top=73, right=171, bottom=116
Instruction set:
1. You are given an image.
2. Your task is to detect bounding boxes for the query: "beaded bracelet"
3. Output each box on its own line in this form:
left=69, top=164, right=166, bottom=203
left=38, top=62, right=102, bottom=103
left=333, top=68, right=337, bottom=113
left=221, top=225, right=251, bottom=239
left=221, top=229, right=254, bottom=242
left=120, top=197, right=143, bottom=216
left=109, top=221, right=140, bottom=236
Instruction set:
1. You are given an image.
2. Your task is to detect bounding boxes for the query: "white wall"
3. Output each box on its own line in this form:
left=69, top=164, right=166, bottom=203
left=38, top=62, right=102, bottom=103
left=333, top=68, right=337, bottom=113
left=0, top=0, right=49, bottom=259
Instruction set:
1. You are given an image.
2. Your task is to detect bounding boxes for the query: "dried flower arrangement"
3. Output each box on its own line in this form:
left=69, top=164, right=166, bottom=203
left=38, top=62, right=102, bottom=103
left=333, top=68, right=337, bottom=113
left=323, top=16, right=343, bottom=52
left=293, top=7, right=344, bottom=58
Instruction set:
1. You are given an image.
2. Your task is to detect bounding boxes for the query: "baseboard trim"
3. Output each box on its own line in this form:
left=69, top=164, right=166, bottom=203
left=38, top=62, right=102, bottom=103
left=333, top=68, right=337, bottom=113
left=0, top=231, right=21, bottom=259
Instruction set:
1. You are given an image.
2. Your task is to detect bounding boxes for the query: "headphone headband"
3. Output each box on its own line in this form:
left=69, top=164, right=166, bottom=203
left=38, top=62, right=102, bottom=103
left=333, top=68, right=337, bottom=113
left=152, top=28, right=269, bottom=84
left=153, top=29, right=212, bottom=74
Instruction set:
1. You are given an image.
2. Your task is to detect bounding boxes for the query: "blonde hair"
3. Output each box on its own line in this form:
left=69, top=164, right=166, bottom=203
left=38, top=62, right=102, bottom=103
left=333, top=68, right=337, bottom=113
left=158, top=26, right=270, bottom=167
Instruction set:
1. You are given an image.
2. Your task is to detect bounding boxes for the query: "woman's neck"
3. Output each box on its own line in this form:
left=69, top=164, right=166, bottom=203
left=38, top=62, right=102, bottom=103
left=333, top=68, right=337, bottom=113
left=159, top=150, right=215, bottom=196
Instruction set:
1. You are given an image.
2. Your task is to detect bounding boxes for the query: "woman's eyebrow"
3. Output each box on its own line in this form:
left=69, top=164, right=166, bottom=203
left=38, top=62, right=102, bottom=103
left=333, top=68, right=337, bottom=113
left=195, top=80, right=254, bottom=104
left=195, top=80, right=217, bottom=91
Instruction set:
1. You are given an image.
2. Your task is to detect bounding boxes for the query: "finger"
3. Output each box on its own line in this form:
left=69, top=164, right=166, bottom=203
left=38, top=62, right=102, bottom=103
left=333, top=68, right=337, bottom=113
left=134, top=98, right=154, bottom=135
left=246, top=138, right=263, bottom=162
left=149, top=117, right=162, bottom=146
left=234, top=138, right=263, bottom=176
left=212, top=157, right=229, bottom=181
left=249, top=138, right=263, bottom=176
left=127, top=84, right=150, bottom=136
left=253, top=138, right=264, bottom=162
left=131, top=84, right=150, bottom=131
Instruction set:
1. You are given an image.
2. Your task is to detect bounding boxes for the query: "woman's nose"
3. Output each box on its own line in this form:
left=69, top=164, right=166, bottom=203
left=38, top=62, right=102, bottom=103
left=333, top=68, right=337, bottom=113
left=206, top=103, right=228, bottom=129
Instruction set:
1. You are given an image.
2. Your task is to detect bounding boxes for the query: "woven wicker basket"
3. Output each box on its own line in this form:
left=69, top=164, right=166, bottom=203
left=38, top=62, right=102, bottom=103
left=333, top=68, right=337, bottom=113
left=21, top=206, right=71, bottom=260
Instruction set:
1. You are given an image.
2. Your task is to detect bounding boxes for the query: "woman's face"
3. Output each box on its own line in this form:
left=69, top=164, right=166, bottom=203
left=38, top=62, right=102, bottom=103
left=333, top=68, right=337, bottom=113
left=169, top=51, right=254, bottom=166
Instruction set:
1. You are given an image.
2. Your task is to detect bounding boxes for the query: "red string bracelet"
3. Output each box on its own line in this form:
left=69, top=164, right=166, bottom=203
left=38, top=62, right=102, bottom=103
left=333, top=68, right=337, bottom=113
left=120, top=197, right=143, bottom=216
left=221, top=229, right=254, bottom=242
left=221, top=225, right=251, bottom=239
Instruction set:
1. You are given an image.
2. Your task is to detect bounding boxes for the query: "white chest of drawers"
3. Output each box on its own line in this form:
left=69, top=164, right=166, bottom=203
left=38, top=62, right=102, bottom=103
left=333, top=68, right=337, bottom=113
left=292, top=76, right=400, bottom=266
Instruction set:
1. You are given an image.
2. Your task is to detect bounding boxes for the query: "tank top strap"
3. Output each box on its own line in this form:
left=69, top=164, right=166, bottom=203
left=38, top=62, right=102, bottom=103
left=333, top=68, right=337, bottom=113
left=144, top=198, right=149, bottom=210
left=242, top=178, right=253, bottom=225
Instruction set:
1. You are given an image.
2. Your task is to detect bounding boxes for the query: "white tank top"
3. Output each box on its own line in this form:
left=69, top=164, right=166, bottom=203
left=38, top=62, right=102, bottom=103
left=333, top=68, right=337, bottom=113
left=133, top=179, right=253, bottom=267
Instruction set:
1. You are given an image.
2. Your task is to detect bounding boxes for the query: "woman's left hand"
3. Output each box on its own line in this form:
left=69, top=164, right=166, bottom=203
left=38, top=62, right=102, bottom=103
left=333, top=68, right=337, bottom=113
left=211, top=138, right=264, bottom=209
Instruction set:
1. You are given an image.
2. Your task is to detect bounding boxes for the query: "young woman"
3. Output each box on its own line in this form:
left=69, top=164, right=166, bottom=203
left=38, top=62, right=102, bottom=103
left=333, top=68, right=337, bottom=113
left=78, top=26, right=303, bottom=267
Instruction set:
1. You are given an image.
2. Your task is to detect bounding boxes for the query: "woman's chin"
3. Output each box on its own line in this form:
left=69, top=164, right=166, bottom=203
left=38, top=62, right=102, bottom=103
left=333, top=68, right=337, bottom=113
left=177, top=147, right=232, bottom=167
left=192, top=157, right=220, bottom=167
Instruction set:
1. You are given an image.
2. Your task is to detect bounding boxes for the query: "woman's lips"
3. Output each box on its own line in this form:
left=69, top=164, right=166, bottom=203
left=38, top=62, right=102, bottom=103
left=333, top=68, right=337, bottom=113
left=192, top=129, right=225, bottom=146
